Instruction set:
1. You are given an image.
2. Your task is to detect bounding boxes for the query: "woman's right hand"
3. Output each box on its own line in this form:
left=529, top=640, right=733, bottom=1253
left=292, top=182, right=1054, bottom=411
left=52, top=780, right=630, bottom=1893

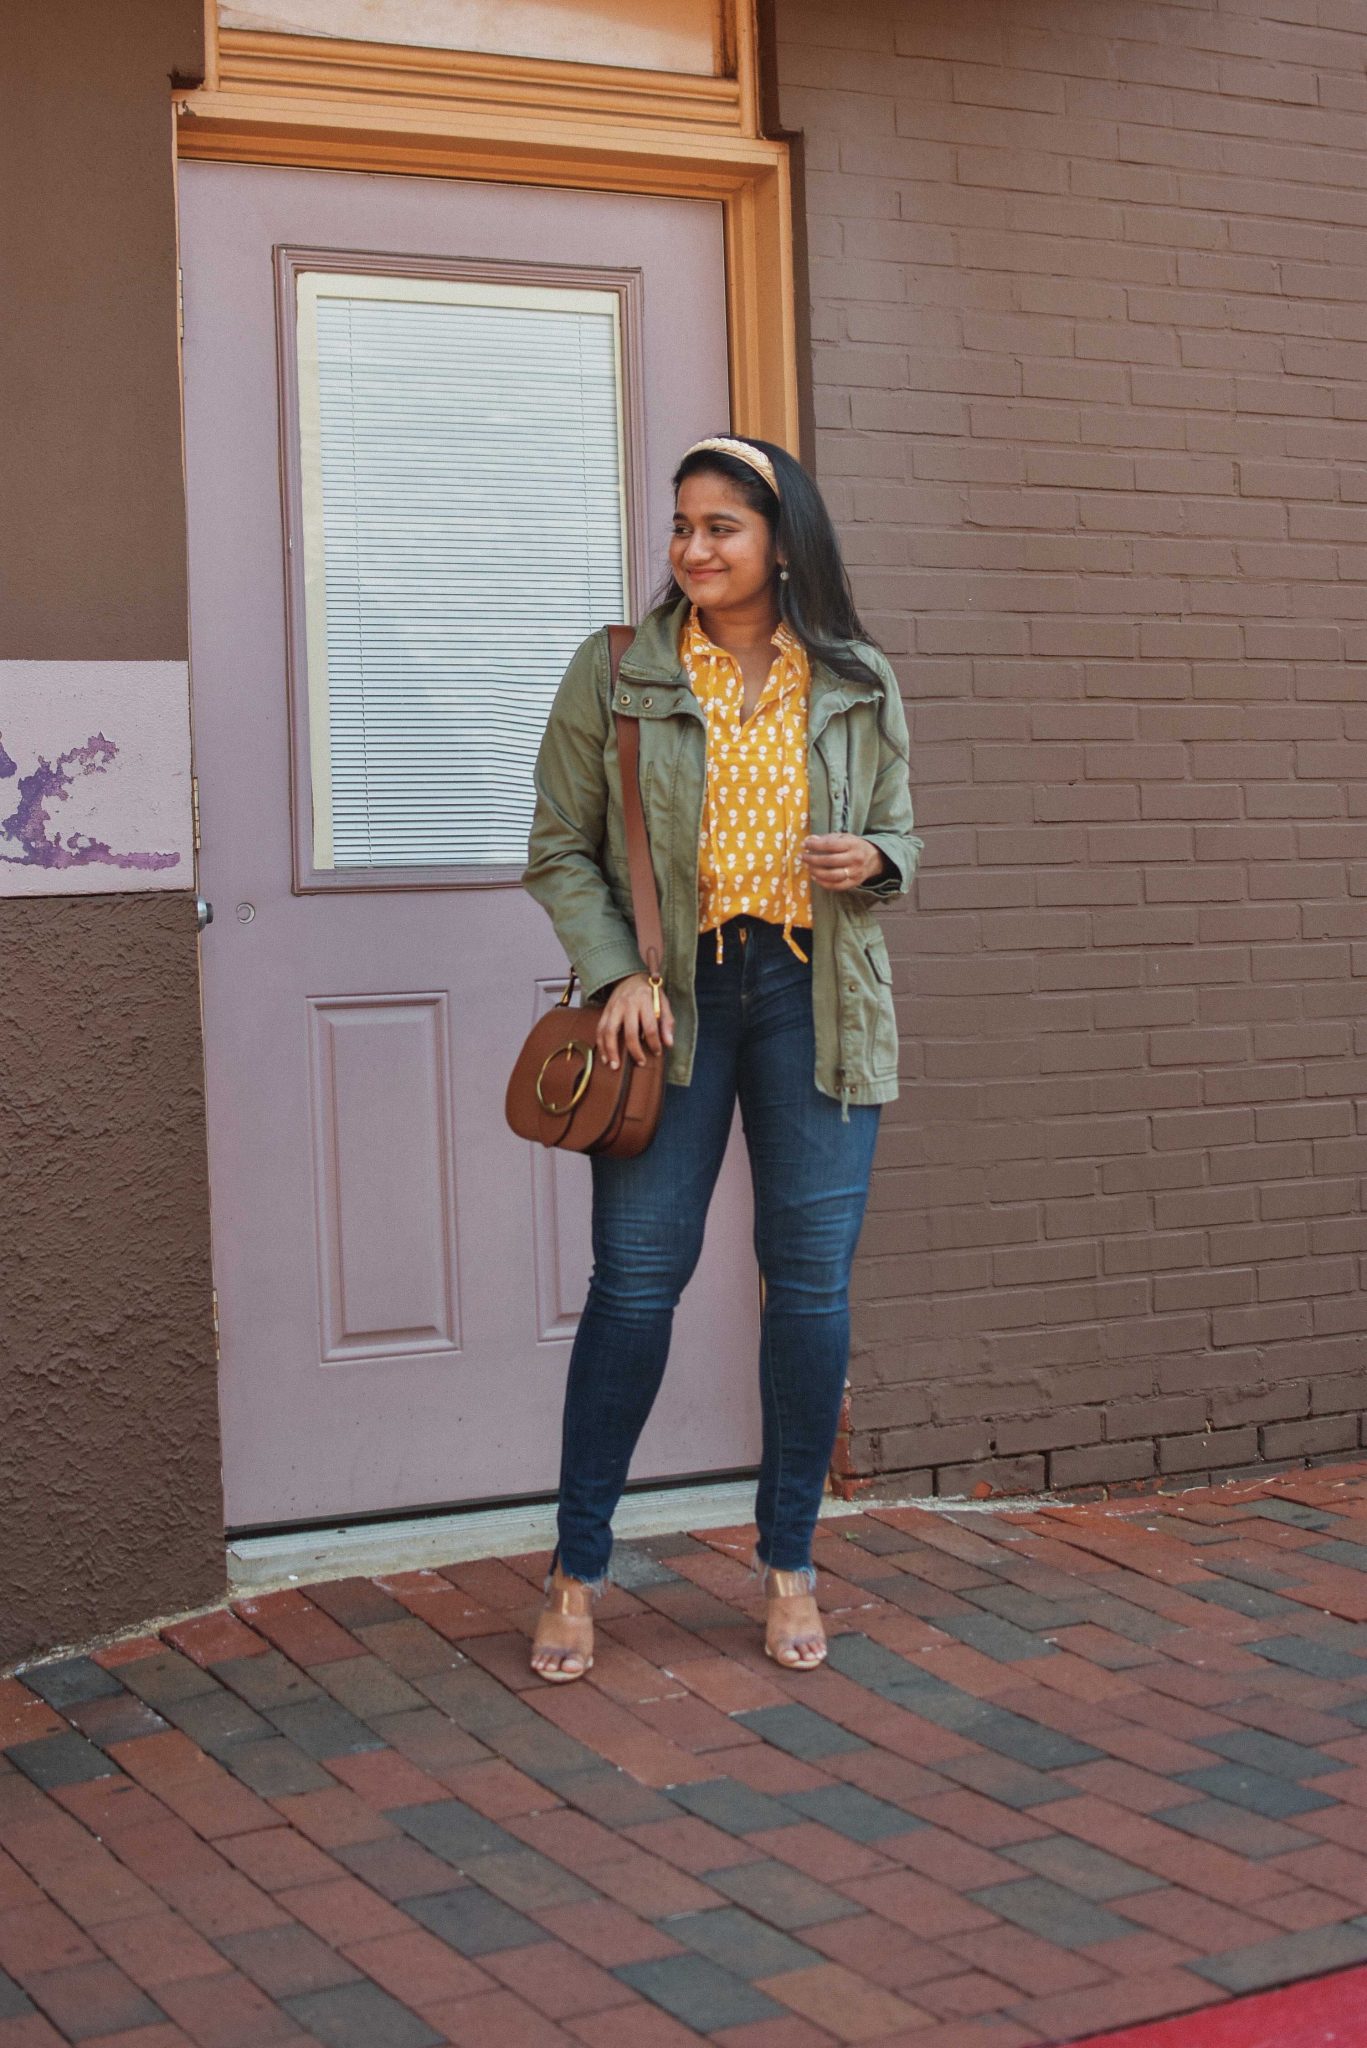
left=596, top=972, right=674, bottom=1071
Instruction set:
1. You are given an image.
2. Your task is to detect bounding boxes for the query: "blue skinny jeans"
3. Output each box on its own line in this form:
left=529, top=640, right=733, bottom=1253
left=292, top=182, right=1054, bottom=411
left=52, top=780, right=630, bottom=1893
left=554, top=916, right=881, bottom=1584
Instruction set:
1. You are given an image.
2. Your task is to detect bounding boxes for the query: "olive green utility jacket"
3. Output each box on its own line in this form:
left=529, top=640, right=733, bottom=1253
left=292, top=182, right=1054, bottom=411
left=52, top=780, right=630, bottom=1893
left=523, top=599, right=921, bottom=1108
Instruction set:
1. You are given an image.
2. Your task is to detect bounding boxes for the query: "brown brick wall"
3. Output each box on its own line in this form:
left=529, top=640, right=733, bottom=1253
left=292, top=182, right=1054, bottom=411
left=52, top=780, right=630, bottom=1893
left=775, top=0, right=1367, bottom=1496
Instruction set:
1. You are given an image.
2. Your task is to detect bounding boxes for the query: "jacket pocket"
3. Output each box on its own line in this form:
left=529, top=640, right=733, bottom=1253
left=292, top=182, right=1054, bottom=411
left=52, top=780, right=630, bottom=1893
left=863, top=933, right=900, bottom=1078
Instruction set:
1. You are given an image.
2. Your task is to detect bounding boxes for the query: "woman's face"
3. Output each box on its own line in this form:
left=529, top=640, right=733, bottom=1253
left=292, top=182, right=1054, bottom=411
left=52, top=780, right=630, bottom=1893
left=670, top=471, right=779, bottom=615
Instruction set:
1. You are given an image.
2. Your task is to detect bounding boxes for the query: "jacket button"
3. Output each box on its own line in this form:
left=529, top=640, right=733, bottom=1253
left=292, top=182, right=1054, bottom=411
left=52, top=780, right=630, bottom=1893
left=847, top=980, right=858, bottom=992
left=643, top=696, right=654, bottom=709
left=618, top=693, right=631, bottom=706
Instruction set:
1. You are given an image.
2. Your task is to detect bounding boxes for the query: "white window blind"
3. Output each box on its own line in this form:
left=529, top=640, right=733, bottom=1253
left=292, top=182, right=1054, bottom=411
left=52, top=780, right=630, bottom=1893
left=297, top=273, right=628, bottom=870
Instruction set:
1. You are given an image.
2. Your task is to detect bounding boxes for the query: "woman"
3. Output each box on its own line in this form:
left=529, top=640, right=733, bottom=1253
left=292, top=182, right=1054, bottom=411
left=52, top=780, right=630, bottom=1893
left=523, top=435, right=920, bottom=1680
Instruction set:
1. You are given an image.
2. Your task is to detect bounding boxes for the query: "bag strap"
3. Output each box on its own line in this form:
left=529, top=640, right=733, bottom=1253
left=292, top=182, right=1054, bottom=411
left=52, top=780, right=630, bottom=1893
left=608, top=625, right=665, bottom=984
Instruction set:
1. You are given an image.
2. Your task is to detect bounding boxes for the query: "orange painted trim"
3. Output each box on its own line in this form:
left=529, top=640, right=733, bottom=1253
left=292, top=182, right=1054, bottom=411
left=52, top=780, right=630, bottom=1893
left=176, top=4, right=797, bottom=450
left=201, top=0, right=219, bottom=91
left=215, top=27, right=744, bottom=135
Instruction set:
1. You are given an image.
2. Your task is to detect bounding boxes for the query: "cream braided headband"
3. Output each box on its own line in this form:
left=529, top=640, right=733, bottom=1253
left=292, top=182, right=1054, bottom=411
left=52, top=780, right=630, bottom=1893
left=681, top=436, right=781, bottom=498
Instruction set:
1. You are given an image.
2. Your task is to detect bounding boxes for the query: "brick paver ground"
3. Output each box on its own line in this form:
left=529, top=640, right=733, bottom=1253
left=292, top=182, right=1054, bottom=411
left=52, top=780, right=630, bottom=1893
left=8, top=1463, right=1367, bottom=2047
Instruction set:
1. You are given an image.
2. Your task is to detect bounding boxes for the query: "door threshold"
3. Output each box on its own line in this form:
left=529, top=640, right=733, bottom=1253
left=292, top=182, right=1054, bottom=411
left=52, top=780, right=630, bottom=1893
left=226, top=1480, right=1020, bottom=1596
left=228, top=1478, right=766, bottom=1594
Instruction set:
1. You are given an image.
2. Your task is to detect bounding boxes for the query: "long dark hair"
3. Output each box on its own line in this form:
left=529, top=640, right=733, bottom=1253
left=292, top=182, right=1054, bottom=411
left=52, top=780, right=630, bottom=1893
left=659, top=437, right=883, bottom=693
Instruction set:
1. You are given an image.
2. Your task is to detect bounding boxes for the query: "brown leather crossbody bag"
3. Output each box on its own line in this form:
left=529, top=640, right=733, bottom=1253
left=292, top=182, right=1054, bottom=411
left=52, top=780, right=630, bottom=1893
left=506, top=627, right=666, bottom=1159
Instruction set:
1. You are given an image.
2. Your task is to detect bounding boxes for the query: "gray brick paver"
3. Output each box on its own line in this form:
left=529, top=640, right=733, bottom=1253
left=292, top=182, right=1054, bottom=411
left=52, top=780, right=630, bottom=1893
left=962, top=1584, right=1089, bottom=1631
left=1195, top=1921, right=1367, bottom=1993
left=734, top=1702, right=870, bottom=1760
left=5, top=1732, right=119, bottom=1788
left=666, top=1777, right=802, bottom=1836
left=1240, top=1503, right=1335, bottom=1532
left=1187, top=1582, right=1302, bottom=1620
left=962, top=1708, right=1103, bottom=1772
left=708, top=1859, right=864, bottom=1931
left=607, top=1544, right=683, bottom=1588
left=1176, top=1762, right=1338, bottom=1819
left=1306, top=1538, right=1367, bottom=1571
left=838, top=1518, right=921, bottom=1556
left=780, top=1784, right=925, bottom=1841
left=266, top=1698, right=387, bottom=1760
left=0, top=1970, right=34, bottom=2020
left=1071, top=1596, right=1178, bottom=1645
left=630, top=1531, right=710, bottom=1560
left=23, top=1960, right=166, bottom=2040
left=667, top=1906, right=820, bottom=1980
left=937, top=1749, right=1086, bottom=1810
left=825, top=1631, right=923, bottom=1692
left=1197, top=1729, right=1350, bottom=1781
left=559, top=1767, right=678, bottom=1827
left=116, top=1651, right=222, bottom=1707
left=940, top=1612, right=1059, bottom=1661
left=388, top=1797, right=523, bottom=1865
left=1159, top=1799, right=1317, bottom=1861
left=1200, top=1557, right=1298, bottom=1590
left=163, top=1687, right=273, bottom=1756
left=614, top=1953, right=786, bottom=2030
left=20, top=1658, right=125, bottom=1710
left=284, top=1980, right=443, bottom=2048
left=218, top=1924, right=364, bottom=1998
left=970, top=1876, right=1141, bottom=1950
left=224, top=1736, right=337, bottom=1797
left=407, top=1885, right=548, bottom=1956
left=1248, top=1638, right=1367, bottom=1681
left=461, top=1846, right=597, bottom=1911
left=66, top=1692, right=171, bottom=1749
left=1001, top=1836, right=1167, bottom=1902
left=314, top=1655, right=426, bottom=1721
left=213, top=1650, right=323, bottom=1711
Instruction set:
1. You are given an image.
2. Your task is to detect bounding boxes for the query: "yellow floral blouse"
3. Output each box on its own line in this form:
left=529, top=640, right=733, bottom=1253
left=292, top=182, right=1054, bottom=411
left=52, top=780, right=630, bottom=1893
left=680, top=607, right=813, bottom=961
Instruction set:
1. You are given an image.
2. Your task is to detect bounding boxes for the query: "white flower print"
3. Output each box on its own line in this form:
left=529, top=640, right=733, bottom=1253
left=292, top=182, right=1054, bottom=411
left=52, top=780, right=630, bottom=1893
left=685, top=608, right=812, bottom=955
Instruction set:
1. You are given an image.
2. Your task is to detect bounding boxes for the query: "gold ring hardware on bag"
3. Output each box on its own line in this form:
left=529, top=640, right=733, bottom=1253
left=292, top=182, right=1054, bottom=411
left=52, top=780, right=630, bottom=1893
left=648, top=973, right=664, bottom=1020
left=536, top=1041, right=594, bottom=1116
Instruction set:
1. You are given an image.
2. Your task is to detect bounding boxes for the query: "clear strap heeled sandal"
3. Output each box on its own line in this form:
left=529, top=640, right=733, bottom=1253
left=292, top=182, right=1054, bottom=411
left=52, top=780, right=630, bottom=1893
left=529, top=1563, right=599, bottom=1683
left=754, top=1553, right=828, bottom=1671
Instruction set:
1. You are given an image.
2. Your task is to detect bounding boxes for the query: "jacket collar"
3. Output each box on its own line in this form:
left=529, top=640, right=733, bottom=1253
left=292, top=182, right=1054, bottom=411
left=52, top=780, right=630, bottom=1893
left=617, top=600, right=881, bottom=735
left=615, top=598, right=691, bottom=684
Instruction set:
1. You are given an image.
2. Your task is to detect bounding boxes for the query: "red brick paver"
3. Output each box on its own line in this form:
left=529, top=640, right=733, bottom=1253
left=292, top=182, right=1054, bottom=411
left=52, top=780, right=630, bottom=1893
left=8, top=1466, right=1367, bottom=2043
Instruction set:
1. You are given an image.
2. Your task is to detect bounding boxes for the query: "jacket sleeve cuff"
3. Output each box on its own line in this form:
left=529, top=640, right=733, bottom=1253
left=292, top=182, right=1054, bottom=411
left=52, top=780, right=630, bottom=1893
left=862, top=835, right=911, bottom=899
left=576, top=937, right=649, bottom=1004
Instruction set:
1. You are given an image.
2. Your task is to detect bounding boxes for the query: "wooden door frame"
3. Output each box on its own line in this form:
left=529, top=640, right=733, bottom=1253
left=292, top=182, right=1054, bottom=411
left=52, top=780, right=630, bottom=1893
left=175, top=2, right=798, bottom=452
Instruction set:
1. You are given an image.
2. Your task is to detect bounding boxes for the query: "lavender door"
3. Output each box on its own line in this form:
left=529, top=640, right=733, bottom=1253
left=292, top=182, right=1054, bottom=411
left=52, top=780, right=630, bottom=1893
left=179, top=161, right=759, bottom=1529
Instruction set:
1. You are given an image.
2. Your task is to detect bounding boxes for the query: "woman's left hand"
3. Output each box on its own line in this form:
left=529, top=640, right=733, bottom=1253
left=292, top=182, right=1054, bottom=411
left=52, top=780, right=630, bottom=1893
left=803, top=833, right=885, bottom=892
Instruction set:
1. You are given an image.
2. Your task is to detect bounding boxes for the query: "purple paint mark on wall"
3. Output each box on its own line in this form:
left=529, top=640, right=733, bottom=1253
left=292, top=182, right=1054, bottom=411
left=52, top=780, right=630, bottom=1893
left=0, top=731, right=181, bottom=872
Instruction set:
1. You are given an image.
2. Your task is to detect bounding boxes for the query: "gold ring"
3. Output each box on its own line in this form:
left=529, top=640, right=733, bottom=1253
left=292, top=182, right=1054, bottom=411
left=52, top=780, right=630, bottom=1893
left=536, top=1041, right=594, bottom=1115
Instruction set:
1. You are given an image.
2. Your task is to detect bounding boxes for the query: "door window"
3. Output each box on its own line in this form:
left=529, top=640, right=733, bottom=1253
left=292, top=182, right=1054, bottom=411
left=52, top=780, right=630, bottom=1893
left=292, top=269, right=629, bottom=879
